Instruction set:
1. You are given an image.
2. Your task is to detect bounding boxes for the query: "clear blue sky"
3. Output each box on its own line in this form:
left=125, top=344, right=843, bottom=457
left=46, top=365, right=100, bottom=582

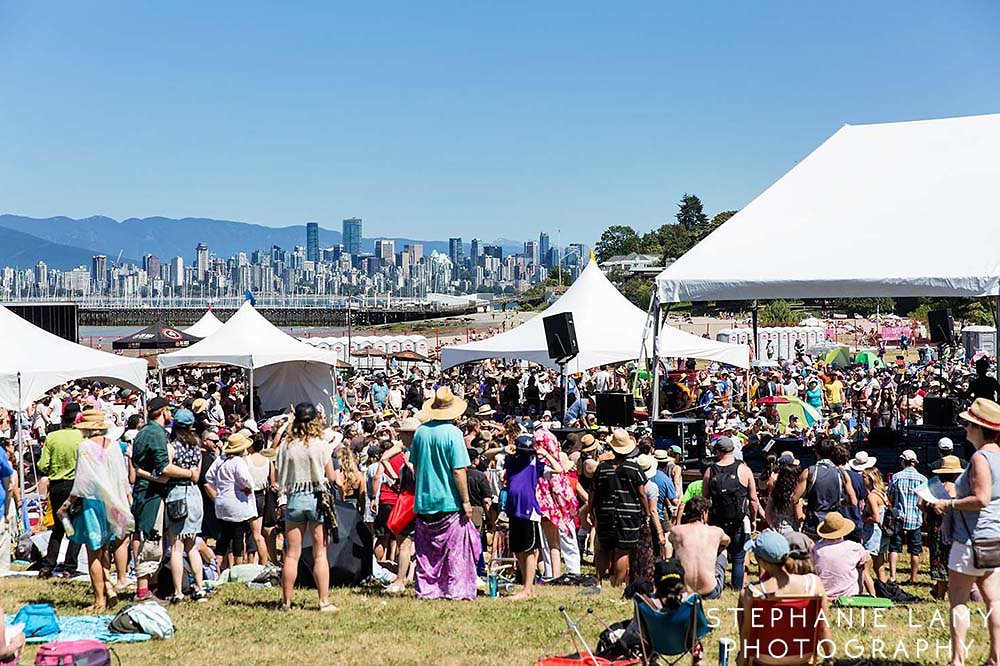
left=1, top=1, right=998, bottom=244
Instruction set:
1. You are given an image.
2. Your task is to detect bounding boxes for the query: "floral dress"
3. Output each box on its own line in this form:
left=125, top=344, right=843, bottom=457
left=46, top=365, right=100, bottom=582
left=533, top=428, right=579, bottom=533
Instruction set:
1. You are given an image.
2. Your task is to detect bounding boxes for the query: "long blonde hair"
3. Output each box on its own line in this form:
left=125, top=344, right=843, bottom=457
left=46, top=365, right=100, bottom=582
left=863, top=467, right=886, bottom=497
left=338, top=447, right=362, bottom=494
left=290, top=417, right=325, bottom=442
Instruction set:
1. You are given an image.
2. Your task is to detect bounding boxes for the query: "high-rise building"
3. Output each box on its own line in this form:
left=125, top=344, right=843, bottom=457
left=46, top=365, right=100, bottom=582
left=195, top=243, right=209, bottom=282
left=143, top=254, right=161, bottom=280
left=34, top=261, right=47, bottom=286
left=404, top=243, right=423, bottom=263
left=539, top=232, right=550, bottom=267
left=374, top=239, right=395, bottom=266
left=524, top=240, right=539, bottom=266
left=483, top=244, right=502, bottom=260
left=470, top=238, right=483, bottom=265
left=567, top=243, right=587, bottom=266
left=343, top=218, right=363, bottom=255
left=170, top=256, right=185, bottom=287
left=306, top=222, right=320, bottom=262
left=91, top=254, right=107, bottom=289
left=448, top=237, right=463, bottom=277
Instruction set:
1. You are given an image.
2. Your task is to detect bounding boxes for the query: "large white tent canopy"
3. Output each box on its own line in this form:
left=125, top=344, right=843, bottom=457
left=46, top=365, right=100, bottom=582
left=0, top=305, right=147, bottom=410
left=159, top=302, right=341, bottom=413
left=441, top=259, right=749, bottom=371
left=185, top=309, right=224, bottom=338
left=656, top=113, right=1000, bottom=303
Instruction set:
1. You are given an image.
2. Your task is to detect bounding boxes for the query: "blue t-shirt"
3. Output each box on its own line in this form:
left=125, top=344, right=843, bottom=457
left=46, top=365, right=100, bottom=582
left=0, top=449, right=14, bottom=510
left=410, top=420, right=471, bottom=515
left=652, top=469, right=676, bottom=519
left=566, top=398, right=588, bottom=422
left=504, top=452, right=545, bottom=521
left=371, top=382, right=389, bottom=409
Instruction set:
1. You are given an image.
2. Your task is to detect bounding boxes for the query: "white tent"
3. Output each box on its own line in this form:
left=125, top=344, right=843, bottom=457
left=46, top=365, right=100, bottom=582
left=158, top=302, right=340, bottom=414
left=0, top=305, right=147, bottom=411
left=656, top=114, right=1000, bottom=303
left=185, top=309, right=224, bottom=338
left=441, top=259, right=749, bottom=371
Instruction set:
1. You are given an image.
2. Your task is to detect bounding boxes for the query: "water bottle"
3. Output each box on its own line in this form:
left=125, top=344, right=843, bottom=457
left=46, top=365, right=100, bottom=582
left=718, top=639, right=732, bottom=666
left=488, top=573, right=499, bottom=598
left=60, top=513, right=75, bottom=538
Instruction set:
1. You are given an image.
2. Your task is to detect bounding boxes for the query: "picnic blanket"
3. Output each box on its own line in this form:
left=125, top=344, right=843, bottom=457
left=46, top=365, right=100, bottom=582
left=4, top=614, right=151, bottom=644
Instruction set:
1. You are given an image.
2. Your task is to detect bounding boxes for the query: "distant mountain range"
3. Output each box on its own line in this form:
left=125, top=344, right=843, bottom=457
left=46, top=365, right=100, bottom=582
left=0, top=215, right=529, bottom=270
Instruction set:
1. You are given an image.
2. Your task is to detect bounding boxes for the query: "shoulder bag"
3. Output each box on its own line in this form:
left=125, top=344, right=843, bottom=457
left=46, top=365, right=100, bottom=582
left=958, top=509, right=1000, bottom=569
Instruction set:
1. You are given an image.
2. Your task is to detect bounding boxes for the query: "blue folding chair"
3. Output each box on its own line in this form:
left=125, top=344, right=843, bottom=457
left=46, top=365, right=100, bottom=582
left=634, top=594, right=711, bottom=665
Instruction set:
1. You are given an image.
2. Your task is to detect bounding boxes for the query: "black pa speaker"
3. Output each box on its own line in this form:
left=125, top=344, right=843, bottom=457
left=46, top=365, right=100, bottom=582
left=652, top=418, right=707, bottom=465
left=928, top=309, right=954, bottom=344
left=543, top=312, right=579, bottom=360
left=595, top=392, right=634, bottom=427
left=924, top=396, right=957, bottom=427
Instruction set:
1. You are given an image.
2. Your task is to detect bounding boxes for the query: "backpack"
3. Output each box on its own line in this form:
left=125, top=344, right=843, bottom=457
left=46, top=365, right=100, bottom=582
left=110, top=602, right=174, bottom=639
left=881, top=504, right=902, bottom=538
left=34, top=640, right=112, bottom=666
left=14, top=603, right=59, bottom=638
left=707, top=462, right=748, bottom=527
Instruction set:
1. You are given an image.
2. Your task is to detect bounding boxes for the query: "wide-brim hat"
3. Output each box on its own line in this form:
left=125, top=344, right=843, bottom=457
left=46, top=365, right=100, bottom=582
left=397, top=417, right=422, bottom=433
left=75, top=409, right=111, bottom=431
left=636, top=454, right=657, bottom=480
left=960, top=398, right=1000, bottom=432
left=610, top=429, right=637, bottom=456
left=849, top=451, right=877, bottom=471
left=580, top=433, right=598, bottom=453
left=816, top=512, right=854, bottom=540
left=421, top=387, right=468, bottom=421
left=191, top=398, right=208, bottom=414
left=222, top=432, right=253, bottom=455
left=933, top=455, right=966, bottom=475
left=476, top=404, right=496, bottom=417
left=653, top=449, right=671, bottom=462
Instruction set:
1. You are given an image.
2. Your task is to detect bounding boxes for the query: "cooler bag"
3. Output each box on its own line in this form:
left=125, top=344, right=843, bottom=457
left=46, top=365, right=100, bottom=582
left=34, top=640, right=112, bottom=666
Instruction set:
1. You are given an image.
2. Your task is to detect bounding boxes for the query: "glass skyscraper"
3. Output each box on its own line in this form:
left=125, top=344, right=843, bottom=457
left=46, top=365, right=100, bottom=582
left=342, top=217, right=362, bottom=255
left=306, top=222, right=320, bottom=262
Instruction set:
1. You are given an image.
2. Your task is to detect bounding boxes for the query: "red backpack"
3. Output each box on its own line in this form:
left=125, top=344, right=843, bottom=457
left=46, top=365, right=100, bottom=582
left=34, top=640, right=113, bottom=666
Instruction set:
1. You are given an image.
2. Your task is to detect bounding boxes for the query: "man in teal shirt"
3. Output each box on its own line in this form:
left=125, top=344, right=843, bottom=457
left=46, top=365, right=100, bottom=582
left=409, top=387, right=479, bottom=600
left=38, top=402, right=83, bottom=578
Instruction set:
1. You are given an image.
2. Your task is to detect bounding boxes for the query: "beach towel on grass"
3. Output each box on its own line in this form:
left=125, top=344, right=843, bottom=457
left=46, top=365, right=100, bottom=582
left=4, top=614, right=151, bottom=644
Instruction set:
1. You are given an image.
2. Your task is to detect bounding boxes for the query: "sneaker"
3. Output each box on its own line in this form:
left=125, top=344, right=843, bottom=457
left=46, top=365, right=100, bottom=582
left=191, top=588, right=208, bottom=603
left=38, top=568, right=53, bottom=580
left=169, top=594, right=186, bottom=604
left=384, top=583, right=406, bottom=595
left=373, top=569, right=395, bottom=586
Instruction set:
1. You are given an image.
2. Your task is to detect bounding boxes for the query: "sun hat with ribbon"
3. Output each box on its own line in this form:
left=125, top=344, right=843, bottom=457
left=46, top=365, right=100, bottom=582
left=475, top=404, right=496, bottom=417
left=222, top=431, right=253, bottom=456
left=653, top=449, right=671, bottom=462
left=960, top=398, right=1000, bottom=431
left=580, top=433, right=598, bottom=453
left=421, top=387, right=468, bottom=421
left=636, top=454, right=657, bottom=480
left=609, top=429, right=637, bottom=456
left=848, top=451, right=877, bottom=471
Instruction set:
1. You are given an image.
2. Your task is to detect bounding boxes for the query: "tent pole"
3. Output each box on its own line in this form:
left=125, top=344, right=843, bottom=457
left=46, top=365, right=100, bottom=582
left=561, top=361, right=569, bottom=422
left=249, top=363, right=255, bottom=421
left=158, top=369, right=163, bottom=394
left=752, top=300, right=759, bottom=363
left=17, top=373, right=28, bottom=532
left=650, top=299, right=662, bottom=420
left=995, top=294, right=1000, bottom=360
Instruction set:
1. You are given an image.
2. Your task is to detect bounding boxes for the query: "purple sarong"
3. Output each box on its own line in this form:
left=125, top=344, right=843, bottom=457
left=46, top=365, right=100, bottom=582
left=414, top=512, right=482, bottom=600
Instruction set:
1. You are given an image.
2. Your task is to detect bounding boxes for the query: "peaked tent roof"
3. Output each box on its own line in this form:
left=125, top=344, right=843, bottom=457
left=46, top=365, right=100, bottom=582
left=158, top=301, right=339, bottom=370
left=0, top=305, right=147, bottom=410
left=112, top=321, right=201, bottom=350
left=185, top=309, right=224, bottom=338
left=656, top=113, right=1000, bottom=303
left=441, top=259, right=748, bottom=371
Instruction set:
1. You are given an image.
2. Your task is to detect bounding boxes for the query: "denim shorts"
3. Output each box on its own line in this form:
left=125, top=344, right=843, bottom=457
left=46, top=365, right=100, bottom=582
left=889, top=526, right=922, bottom=555
left=285, top=491, right=321, bottom=525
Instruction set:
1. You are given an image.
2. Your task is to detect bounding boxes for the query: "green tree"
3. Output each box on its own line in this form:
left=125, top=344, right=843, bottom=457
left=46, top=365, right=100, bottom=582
left=759, top=299, right=797, bottom=325
left=830, top=297, right=895, bottom=317
left=676, top=193, right=709, bottom=231
left=657, top=224, right=694, bottom=262
left=594, top=225, right=641, bottom=262
left=619, top=276, right=653, bottom=310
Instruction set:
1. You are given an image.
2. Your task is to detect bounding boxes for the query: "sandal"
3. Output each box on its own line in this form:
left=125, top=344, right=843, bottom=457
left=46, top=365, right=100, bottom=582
left=318, top=602, right=339, bottom=613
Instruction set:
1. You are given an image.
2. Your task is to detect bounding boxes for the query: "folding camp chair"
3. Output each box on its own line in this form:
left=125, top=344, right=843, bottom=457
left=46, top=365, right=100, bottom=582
left=743, top=595, right=824, bottom=665
left=534, top=606, right=641, bottom=666
left=634, top=594, right=711, bottom=665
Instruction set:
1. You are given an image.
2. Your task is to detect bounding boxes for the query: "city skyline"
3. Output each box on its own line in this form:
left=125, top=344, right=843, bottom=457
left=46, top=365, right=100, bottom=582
left=2, top=3, right=999, bottom=240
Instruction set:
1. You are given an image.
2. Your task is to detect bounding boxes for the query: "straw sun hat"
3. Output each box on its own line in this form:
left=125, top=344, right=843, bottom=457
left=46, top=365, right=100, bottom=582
left=223, top=431, right=253, bottom=456
left=960, top=398, right=1000, bottom=431
left=75, top=409, right=111, bottom=432
left=609, top=429, right=637, bottom=456
left=933, top=455, right=966, bottom=475
left=421, top=387, right=467, bottom=421
left=816, top=512, right=854, bottom=540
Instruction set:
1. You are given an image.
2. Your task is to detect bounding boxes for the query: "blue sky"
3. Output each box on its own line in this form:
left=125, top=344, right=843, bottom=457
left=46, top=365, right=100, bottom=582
left=1, top=1, right=998, bottom=244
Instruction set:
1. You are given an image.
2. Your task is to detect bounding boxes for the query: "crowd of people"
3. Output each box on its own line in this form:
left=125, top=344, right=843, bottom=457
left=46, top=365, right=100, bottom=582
left=2, top=339, right=1000, bottom=665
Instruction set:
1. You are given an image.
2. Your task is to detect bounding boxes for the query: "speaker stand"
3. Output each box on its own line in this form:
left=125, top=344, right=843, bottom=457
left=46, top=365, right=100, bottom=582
left=555, top=354, right=577, bottom=423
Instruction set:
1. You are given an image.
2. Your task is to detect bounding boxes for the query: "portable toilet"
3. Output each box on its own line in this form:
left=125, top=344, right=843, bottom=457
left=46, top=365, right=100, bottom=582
left=963, top=326, right=997, bottom=358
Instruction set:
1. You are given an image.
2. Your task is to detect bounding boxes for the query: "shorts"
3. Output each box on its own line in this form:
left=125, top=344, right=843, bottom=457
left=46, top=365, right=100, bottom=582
left=509, top=517, right=542, bottom=554
left=949, top=541, right=996, bottom=577
left=374, top=503, right=393, bottom=537
left=217, top=519, right=251, bottom=557
left=862, top=522, right=887, bottom=557
left=165, top=484, right=204, bottom=539
left=285, top=491, right=321, bottom=525
left=889, top=527, right=923, bottom=555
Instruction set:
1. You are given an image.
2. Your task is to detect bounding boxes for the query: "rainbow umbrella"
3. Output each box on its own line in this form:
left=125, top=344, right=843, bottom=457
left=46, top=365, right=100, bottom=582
left=776, top=396, right=822, bottom=427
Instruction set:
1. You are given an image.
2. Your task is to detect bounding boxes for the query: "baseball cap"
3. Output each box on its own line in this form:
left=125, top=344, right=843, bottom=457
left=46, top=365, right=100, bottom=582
left=745, top=530, right=791, bottom=564
left=714, top=436, right=735, bottom=452
left=172, top=409, right=195, bottom=427
left=938, top=437, right=954, bottom=451
left=147, top=396, right=170, bottom=412
left=900, top=449, right=918, bottom=462
left=514, top=434, right=535, bottom=452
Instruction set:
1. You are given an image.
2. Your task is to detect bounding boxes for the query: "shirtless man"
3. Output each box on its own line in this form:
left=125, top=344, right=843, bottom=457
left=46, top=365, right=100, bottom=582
left=668, top=495, right=730, bottom=600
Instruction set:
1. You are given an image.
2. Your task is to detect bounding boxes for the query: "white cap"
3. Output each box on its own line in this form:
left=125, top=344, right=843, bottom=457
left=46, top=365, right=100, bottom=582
left=938, top=437, right=954, bottom=451
left=900, top=449, right=918, bottom=462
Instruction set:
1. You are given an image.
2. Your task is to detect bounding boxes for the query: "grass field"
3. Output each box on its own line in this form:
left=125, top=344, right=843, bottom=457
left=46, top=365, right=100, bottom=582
left=1, top=561, right=993, bottom=666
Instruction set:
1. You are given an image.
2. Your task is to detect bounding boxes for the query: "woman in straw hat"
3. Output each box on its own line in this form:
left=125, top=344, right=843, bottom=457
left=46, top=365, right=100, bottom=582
left=57, top=409, right=134, bottom=612
left=590, top=429, right=653, bottom=587
left=930, top=397, right=1000, bottom=665
left=205, top=429, right=258, bottom=571
left=275, top=402, right=341, bottom=612
left=811, top=511, right=872, bottom=599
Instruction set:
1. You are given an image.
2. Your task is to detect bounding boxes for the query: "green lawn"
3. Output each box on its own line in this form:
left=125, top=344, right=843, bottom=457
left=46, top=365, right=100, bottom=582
left=2, top=563, right=992, bottom=666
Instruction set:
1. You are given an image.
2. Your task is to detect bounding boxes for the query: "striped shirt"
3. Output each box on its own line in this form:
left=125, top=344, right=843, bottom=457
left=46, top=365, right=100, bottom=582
left=889, top=466, right=927, bottom=531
